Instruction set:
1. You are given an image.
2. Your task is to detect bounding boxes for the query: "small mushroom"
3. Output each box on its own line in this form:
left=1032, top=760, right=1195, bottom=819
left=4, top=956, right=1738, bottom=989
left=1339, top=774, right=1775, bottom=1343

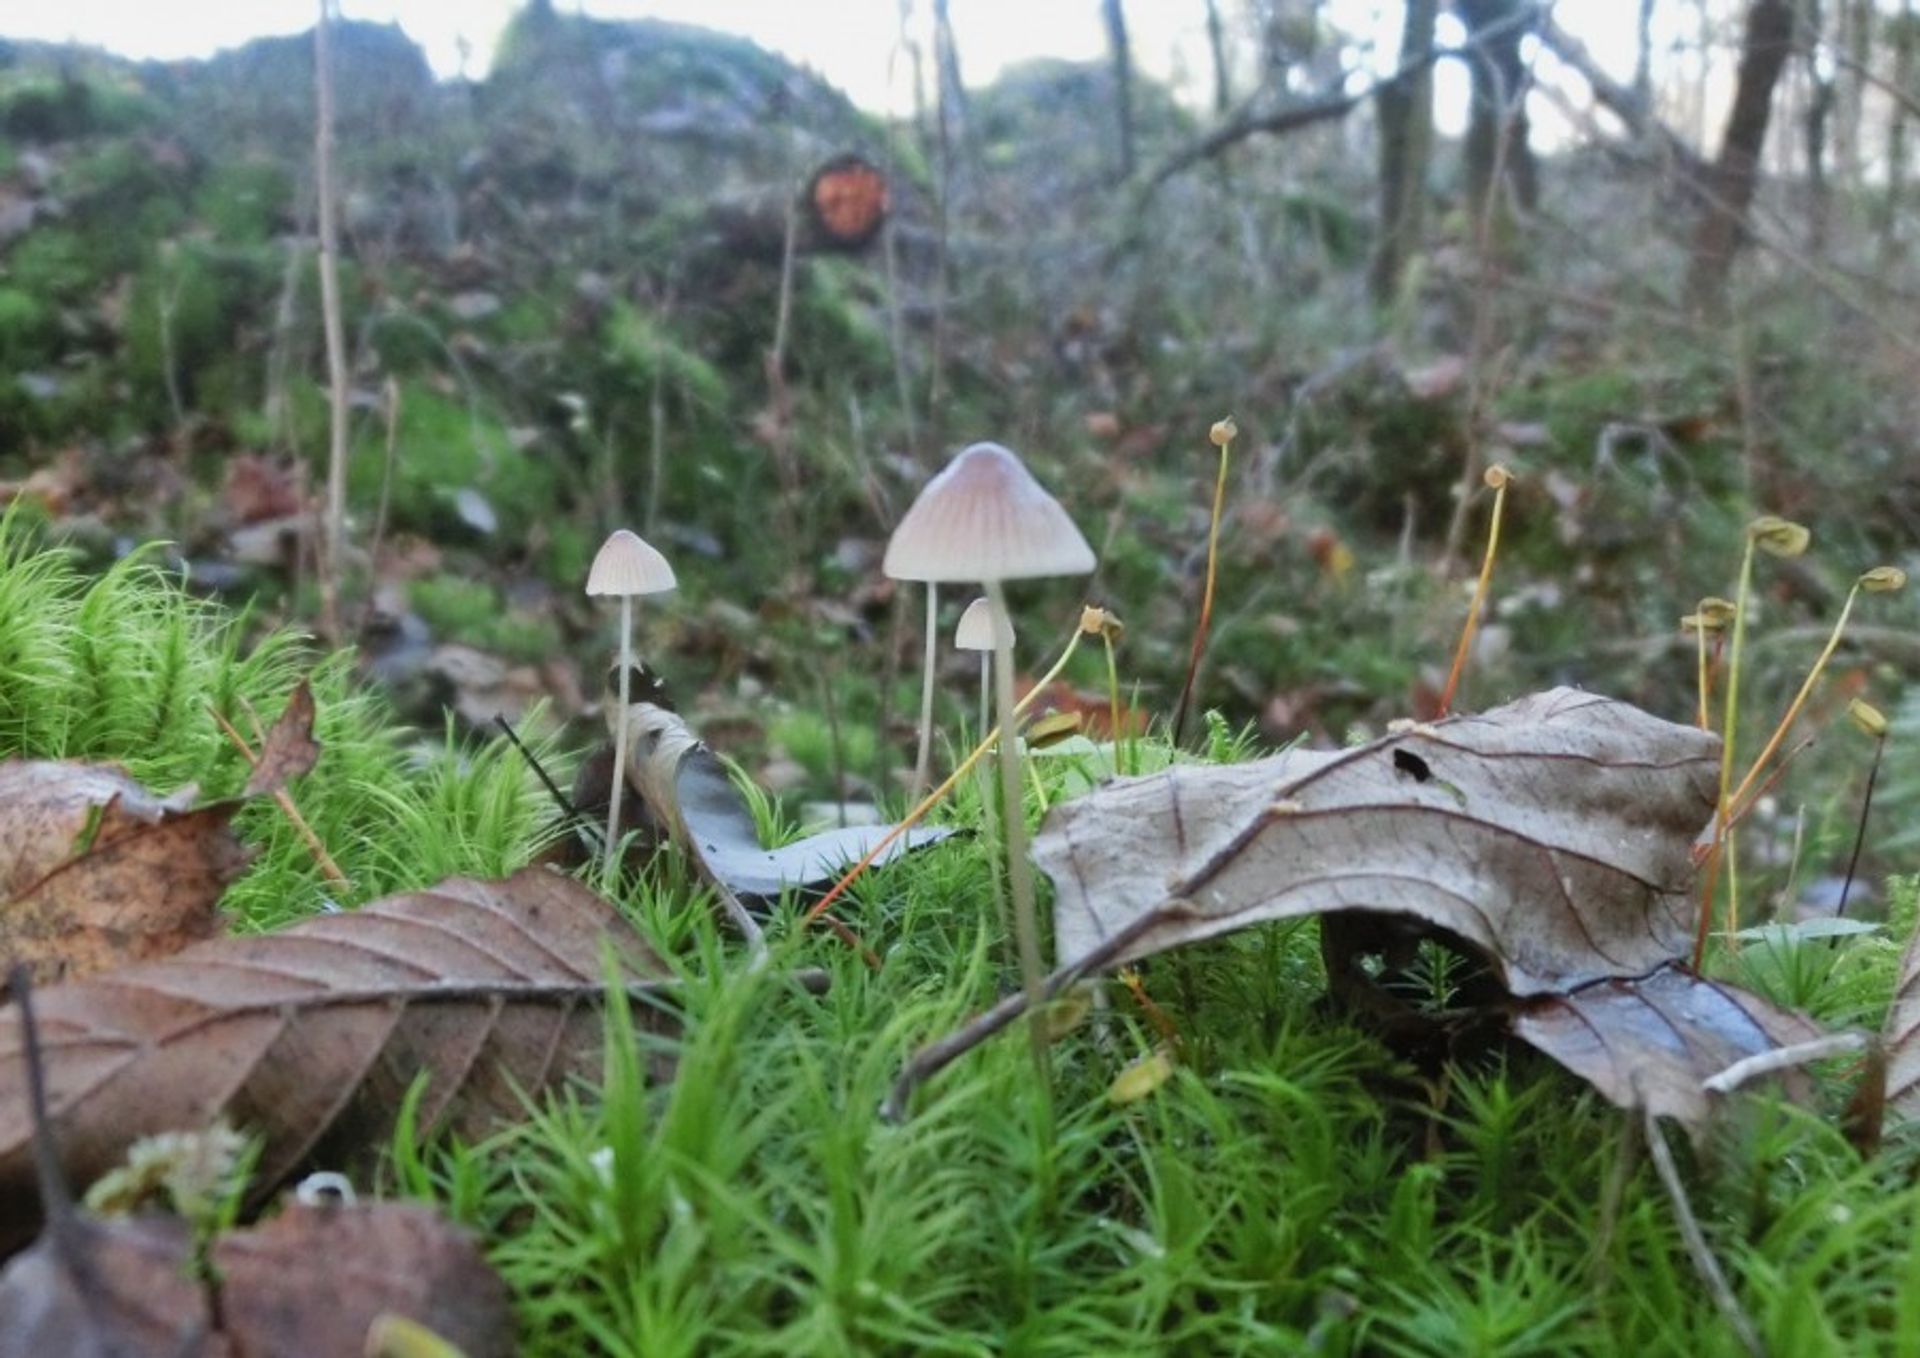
left=954, top=595, right=1007, bottom=742
left=586, top=528, right=677, bottom=879
left=883, top=442, right=1094, bottom=1061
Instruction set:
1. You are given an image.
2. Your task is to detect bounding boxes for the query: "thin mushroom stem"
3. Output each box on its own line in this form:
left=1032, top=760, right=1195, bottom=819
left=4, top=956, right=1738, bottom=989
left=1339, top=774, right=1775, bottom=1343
left=801, top=625, right=1087, bottom=931
left=605, top=596, right=634, bottom=881
left=911, top=583, right=939, bottom=801
left=989, top=579, right=1050, bottom=1081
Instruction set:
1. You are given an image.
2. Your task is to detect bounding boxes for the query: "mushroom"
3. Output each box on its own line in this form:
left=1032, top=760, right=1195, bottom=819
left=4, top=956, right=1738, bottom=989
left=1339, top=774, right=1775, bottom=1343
left=883, top=442, right=1094, bottom=1058
left=586, top=528, right=677, bottom=879
left=953, top=595, right=1005, bottom=742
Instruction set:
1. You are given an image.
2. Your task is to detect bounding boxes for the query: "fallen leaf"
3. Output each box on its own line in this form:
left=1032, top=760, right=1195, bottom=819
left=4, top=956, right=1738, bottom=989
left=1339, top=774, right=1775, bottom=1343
left=1511, top=967, right=1824, bottom=1133
left=0, top=868, right=675, bottom=1255
left=1, top=684, right=322, bottom=985
left=242, top=680, right=322, bottom=797
left=0, top=1212, right=215, bottom=1358
left=618, top=702, right=951, bottom=901
left=213, top=1201, right=512, bottom=1358
left=1884, top=912, right=1920, bottom=1121
left=1037, top=688, right=1717, bottom=996
left=1107, top=1046, right=1175, bottom=1105
left=891, top=689, right=1827, bottom=1128
left=0, top=764, right=246, bottom=985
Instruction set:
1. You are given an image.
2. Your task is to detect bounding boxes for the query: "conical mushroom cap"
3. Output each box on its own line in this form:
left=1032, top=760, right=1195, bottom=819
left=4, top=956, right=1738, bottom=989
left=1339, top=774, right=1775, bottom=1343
left=883, top=442, right=1095, bottom=583
left=586, top=528, right=677, bottom=596
left=954, top=596, right=1012, bottom=651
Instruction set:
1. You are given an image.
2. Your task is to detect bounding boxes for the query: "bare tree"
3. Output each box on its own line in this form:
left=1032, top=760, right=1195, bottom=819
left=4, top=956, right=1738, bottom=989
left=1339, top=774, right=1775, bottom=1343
left=1372, top=0, right=1439, bottom=306
left=1803, top=0, right=1836, bottom=253
left=1686, top=0, right=1795, bottom=312
left=1104, top=0, right=1135, bottom=180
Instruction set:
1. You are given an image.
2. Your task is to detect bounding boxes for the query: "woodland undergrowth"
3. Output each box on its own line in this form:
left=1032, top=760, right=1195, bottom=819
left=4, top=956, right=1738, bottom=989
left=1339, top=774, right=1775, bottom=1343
left=7, top=517, right=1920, bottom=1356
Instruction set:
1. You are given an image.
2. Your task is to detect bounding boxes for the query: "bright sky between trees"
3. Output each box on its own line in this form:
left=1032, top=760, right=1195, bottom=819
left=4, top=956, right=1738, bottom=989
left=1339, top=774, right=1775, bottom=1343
left=1, top=1, right=1670, bottom=144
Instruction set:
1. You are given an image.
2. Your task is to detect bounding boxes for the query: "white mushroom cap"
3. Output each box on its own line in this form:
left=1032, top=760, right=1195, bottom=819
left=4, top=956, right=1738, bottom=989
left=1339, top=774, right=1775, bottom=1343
left=586, top=528, right=677, bottom=596
left=954, top=596, right=1012, bottom=651
left=883, top=442, right=1095, bottom=583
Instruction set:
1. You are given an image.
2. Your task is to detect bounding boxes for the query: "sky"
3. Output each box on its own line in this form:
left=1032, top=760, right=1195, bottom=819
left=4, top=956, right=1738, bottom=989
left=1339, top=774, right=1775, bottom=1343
left=0, top=2, right=1662, bottom=140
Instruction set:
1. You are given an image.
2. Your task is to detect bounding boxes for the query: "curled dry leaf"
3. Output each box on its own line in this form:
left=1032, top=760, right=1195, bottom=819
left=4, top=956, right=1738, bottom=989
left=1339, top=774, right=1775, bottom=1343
left=0, top=1212, right=214, bottom=1358
left=618, top=701, right=951, bottom=900
left=0, top=867, right=675, bottom=1255
left=1037, top=688, right=1717, bottom=996
left=889, top=689, right=1825, bottom=1131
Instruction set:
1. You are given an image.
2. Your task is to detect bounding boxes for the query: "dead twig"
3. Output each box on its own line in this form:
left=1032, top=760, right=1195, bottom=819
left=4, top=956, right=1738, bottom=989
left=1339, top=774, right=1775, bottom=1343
left=1643, top=1107, right=1766, bottom=1358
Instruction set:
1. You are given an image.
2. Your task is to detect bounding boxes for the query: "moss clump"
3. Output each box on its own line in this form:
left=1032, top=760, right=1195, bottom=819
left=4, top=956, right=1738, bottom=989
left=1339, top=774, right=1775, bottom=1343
left=0, top=514, right=554, bottom=929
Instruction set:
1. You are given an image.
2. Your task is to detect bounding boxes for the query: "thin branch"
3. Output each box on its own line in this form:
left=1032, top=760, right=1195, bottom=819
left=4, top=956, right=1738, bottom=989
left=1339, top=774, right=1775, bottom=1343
left=1643, top=1109, right=1767, bottom=1358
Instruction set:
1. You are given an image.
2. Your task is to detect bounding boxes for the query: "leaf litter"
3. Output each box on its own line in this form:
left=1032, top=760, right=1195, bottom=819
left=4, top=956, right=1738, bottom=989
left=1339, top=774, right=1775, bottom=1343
left=0, top=681, right=321, bottom=985
left=890, top=687, right=1841, bottom=1131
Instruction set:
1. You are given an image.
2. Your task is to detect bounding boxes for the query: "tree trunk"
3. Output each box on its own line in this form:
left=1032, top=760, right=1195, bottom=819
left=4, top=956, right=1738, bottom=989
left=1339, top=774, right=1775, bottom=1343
left=1836, top=0, right=1873, bottom=188
left=1205, top=0, right=1233, bottom=115
left=1803, top=0, right=1834, bottom=254
left=1104, top=0, right=1136, bottom=180
left=1634, top=0, right=1658, bottom=107
left=1459, top=0, right=1539, bottom=232
left=1881, top=3, right=1919, bottom=268
left=1371, top=0, right=1439, bottom=307
left=1685, top=0, right=1795, bottom=314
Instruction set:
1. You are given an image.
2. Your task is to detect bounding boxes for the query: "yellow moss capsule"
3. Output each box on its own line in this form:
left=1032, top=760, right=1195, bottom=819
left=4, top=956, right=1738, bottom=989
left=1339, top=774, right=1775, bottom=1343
left=1748, top=516, right=1811, bottom=557
left=1108, top=1046, right=1176, bottom=1104
left=1697, top=597, right=1738, bottom=627
left=1208, top=416, right=1238, bottom=448
left=1848, top=698, right=1889, bottom=739
left=1859, top=566, right=1907, bottom=593
left=1483, top=463, right=1512, bottom=489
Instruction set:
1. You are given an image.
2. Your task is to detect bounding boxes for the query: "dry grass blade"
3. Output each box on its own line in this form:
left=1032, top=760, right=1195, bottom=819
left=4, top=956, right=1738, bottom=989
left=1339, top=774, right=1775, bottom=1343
left=0, top=867, right=676, bottom=1255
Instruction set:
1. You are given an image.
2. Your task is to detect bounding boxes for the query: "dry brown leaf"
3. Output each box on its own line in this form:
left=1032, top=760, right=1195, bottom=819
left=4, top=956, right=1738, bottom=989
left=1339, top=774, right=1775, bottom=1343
left=0, top=867, right=675, bottom=1255
left=242, top=680, right=321, bottom=797
left=619, top=701, right=951, bottom=900
left=1037, top=688, right=1718, bottom=995
left=213, top=1201, right=512, bottom=1358
left=0, top=1201, right=514, bottom=1358
left=1512, top=966, right=1824, bottom=1132
left=0, top=1212, right=217, bottom=1358
left=0, top=764, right=247, bottom=985
left=0, top=684, right=321, bottom=985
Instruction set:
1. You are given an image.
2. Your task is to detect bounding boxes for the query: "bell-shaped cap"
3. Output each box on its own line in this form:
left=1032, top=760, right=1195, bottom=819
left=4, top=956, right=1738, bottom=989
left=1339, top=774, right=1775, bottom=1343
left=883, top=442, right=1095, bottom=583
left=954, top=596, right=1012, bottom=651
left=586, top=528, right=677, bottom=596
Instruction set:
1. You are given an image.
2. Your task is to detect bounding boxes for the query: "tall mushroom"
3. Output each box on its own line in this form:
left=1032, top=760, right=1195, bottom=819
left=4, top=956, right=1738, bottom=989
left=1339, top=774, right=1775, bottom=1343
left=884, top=442, right=1094, bottom=1063
left=586, top=528, right=677, bottom=880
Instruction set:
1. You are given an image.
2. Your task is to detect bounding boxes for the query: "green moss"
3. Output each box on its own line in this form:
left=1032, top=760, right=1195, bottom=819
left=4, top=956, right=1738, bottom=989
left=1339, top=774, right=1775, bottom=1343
left=409, top=573, right=562, bottom=663
left=194, top=159, right=293, bottom=243
left=0, top=286, right=52, bottom=367
left=351, top=385, right=561, bottom=547
left=604, top=302, right=731, bottom=414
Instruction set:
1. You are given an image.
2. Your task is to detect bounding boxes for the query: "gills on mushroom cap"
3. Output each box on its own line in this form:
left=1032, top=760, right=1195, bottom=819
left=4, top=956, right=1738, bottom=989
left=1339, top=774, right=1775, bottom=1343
left=883, top=442, right=1095, bottom=584
left=587, top=529, right=677, bottom=596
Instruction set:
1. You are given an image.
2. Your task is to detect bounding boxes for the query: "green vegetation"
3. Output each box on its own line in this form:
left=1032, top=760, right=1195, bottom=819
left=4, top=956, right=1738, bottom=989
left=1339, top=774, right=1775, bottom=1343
left=6, top=524, right=1920, bottom=1354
